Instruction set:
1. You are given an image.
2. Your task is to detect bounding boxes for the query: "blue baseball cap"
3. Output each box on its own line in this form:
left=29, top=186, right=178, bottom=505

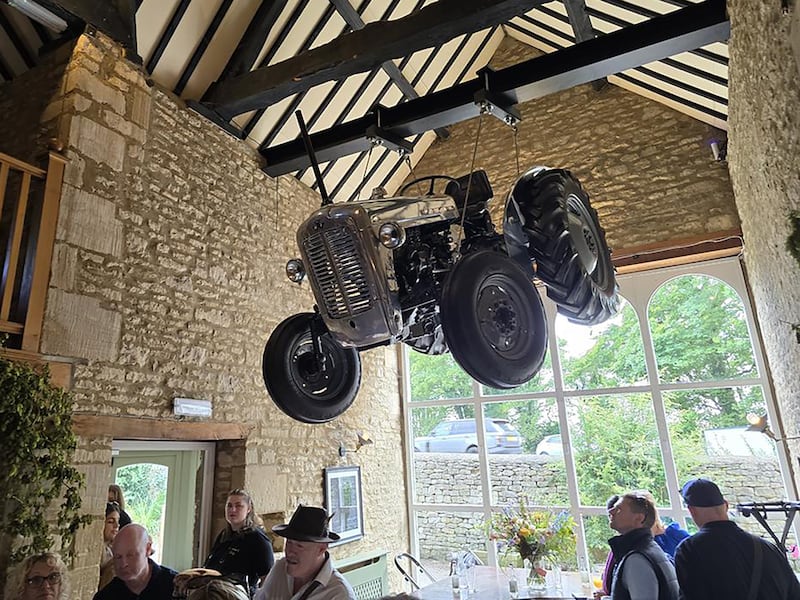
left=681, top=478, right=725, bottom=507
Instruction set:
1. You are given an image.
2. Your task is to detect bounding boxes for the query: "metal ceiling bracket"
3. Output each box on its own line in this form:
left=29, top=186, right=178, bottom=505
left=365, top=125, right=414, bottom=155
left=261, top=0, right=729, bottom=176
left=474, top=73, right=522, bottom=128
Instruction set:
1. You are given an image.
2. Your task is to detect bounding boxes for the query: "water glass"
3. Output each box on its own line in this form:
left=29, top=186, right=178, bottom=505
left=466, top=564, right=477, bottom=593
left=507, top=570, right=519, bottom=599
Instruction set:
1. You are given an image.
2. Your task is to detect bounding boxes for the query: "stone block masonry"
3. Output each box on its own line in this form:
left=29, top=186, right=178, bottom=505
left=407, top=38, right=740, bottom=253
left=0, top=32, right=407, bottom=598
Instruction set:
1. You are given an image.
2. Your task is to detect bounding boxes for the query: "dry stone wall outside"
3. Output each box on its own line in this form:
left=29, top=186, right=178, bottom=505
left=413, top=454, right=787, bottom=561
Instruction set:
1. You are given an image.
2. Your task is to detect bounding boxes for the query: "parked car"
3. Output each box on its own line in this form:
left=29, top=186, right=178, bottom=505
left=535, top=434, right=563, bottom=456
left=414, top=418, right=523, bottom=454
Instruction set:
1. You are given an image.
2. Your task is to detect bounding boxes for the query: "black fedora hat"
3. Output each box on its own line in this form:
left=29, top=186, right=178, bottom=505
left=272, top=505, right=340, bottom=543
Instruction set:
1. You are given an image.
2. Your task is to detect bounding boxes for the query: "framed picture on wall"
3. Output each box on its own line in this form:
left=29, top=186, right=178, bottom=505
left=323, top=465, right=364, bottom=546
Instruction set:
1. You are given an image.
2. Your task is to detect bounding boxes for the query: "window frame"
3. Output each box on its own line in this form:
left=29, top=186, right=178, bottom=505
left=401, top=256, right=797, bottom=567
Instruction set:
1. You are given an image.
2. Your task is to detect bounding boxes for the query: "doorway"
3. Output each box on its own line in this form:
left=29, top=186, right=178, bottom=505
left=112, top=440, right=215, bottom=571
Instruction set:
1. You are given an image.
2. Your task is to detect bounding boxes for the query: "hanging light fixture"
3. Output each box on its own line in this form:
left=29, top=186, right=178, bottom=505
left=8, top=0, right=68, bottom=32
left=745, top=413, right=800, bottom=442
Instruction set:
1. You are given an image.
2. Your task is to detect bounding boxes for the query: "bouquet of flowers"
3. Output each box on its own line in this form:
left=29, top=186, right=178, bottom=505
left=488, top=497, right=576, bottom=587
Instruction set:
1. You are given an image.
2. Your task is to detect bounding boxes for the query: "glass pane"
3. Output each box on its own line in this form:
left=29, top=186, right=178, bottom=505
left=481, top=357, right=555, bottom=396
left=415, top=510, right=487, bottom=576
left=484, top=399, right=568, bottom=506
left=567, top=394, right=667, bottom=506
left=408, top=350, right=473, bottom=401
left=582, top=514, right=614, bottom=576
left=665, top=387, right=788, bottom=509
left=411, top=405, right=482, bottom=505
left=558, top=298, right=648, bottom=390
left=116, top=463, right=168, bottom=563
left=649, top=275, right=758, bottom=384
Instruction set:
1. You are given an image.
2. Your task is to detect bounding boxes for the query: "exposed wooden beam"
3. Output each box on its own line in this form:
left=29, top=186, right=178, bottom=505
left=202, top=0, right=542, bottom=119
left=613, top=229, right=743, bottom=274
left=329, top=0, right=449, bottom=140
left=562, top=0, right=606, bottom=90
left=42, top=0, right=136, bottom=50
left=562, top=0, right=594, bottom=42
left=261, top=0, right=729, bottom=175
left=72, top=414, right=254, bottom=440
left=218, top=0, right=288, bottom=81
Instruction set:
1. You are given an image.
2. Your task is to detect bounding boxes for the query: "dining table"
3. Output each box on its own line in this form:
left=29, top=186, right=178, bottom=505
left=412, top=565, right=594, bottom=600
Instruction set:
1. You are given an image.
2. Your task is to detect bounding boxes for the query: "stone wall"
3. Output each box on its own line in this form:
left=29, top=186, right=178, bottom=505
left=727, top=0, right=800, bottom=489
left=405, top=37, right=740, bottom=252
left=414, top=454, right=786, bottom=560
left=0, top=33, right=406, bottom=598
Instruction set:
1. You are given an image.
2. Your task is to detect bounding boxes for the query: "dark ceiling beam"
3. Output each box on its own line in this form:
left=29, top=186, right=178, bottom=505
left=174, top=0, right=232, bottom=96
left=261, top=0, right=729, bottom=176
left=201, top=0, right=543, bottom=119
left=562, top=0, right=606, bottom=90
left=329, top=0, right=449, bottom=140
left=562, top=0, right=595, bottom=42
left=217, top=0, right=288, bottom=82
left=42, top=0, right=136, bottom=50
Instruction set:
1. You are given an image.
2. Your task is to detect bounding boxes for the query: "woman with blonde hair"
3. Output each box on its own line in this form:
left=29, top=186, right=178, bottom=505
left=6, top=552, right=69, bottom=600
left=203, top=488, right=274, bottom=598
left=637, top=489, right=690, bottom=558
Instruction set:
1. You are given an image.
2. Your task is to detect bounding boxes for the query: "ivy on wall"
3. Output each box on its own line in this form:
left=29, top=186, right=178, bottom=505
left=0, top=352, right=90, bottom=562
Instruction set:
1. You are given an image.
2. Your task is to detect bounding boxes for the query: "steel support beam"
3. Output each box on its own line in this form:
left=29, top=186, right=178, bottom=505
left=201, top=0, right=542, bottom=120
left=329, top=0, right=449, bottom=140
left=261, top=0, right=728, bottom=176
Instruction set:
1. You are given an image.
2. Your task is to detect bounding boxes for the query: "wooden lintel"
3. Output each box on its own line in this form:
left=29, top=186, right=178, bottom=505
left=0, top=348, right=74, bottom=389
left=72, top=414, right=254, bottom=441
left=203, top=0, right=542, bottom=118
left=613, top=229, right=743, bottom=273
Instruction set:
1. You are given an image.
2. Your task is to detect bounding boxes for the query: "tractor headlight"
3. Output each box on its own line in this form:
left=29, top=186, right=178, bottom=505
left=377, top=222, right=406, bottom=249
left=285, top=258, right=306, bottom=283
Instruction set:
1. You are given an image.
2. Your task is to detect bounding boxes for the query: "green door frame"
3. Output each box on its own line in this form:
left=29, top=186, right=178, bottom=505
left=112, top=440, right=215, bottom=570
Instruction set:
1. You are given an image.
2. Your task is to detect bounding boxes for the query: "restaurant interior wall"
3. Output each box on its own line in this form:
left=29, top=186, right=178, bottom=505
left=0, top=32, right=407, bottom=598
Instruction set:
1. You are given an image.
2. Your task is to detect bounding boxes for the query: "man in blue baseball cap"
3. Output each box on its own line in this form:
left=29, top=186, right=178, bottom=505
left=674, top=477, right=800, bottom=600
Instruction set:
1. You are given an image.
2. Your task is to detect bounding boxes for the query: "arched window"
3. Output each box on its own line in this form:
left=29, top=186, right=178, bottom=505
left=402, top=258, right=792, bottom=578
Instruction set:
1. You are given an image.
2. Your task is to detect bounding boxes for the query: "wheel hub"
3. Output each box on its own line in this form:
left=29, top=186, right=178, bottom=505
left=293, top=347, right=330, bottom=389
left=477, top=285, right=523, bottom=350
left=567, top=194, right=599, bottom=275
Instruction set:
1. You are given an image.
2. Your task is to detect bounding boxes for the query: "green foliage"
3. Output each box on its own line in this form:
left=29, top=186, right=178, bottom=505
left=0, top=354, right=91, bottom=561
left=408, top=351, right=472, bottom=403
left=116, top=464, right=168, bottom=540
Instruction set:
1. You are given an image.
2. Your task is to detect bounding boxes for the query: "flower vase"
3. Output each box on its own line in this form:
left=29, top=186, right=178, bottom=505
left=525, top=557, right=547, bottom=595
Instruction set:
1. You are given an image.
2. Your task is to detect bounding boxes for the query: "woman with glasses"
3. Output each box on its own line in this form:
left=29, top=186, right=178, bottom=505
left=7, top=552, right=68, bottom=600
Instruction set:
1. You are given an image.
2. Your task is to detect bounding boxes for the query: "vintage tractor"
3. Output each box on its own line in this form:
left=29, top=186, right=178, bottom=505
left=262, top=166, right=619, bottom=423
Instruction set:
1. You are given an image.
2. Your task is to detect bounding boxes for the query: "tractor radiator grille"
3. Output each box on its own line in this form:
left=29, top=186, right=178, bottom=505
left=303, top=222, right=372, bottom=319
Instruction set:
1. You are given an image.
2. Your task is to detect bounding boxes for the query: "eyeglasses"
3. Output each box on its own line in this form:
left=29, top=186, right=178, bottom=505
left=26, top=572, right=61, bottom=587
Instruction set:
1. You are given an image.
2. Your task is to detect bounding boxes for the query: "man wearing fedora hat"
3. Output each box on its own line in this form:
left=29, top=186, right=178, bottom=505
left=254, top=505, right=355, bottom=600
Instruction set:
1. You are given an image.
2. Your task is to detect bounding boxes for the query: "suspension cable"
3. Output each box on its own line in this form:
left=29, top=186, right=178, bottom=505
left=454, top=109, right=486, bottom=252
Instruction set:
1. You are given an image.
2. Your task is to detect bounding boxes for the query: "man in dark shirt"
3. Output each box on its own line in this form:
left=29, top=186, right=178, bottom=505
left=94, top=523, right=176, bottom=600
left=675, top=477, right=800, bottom=600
